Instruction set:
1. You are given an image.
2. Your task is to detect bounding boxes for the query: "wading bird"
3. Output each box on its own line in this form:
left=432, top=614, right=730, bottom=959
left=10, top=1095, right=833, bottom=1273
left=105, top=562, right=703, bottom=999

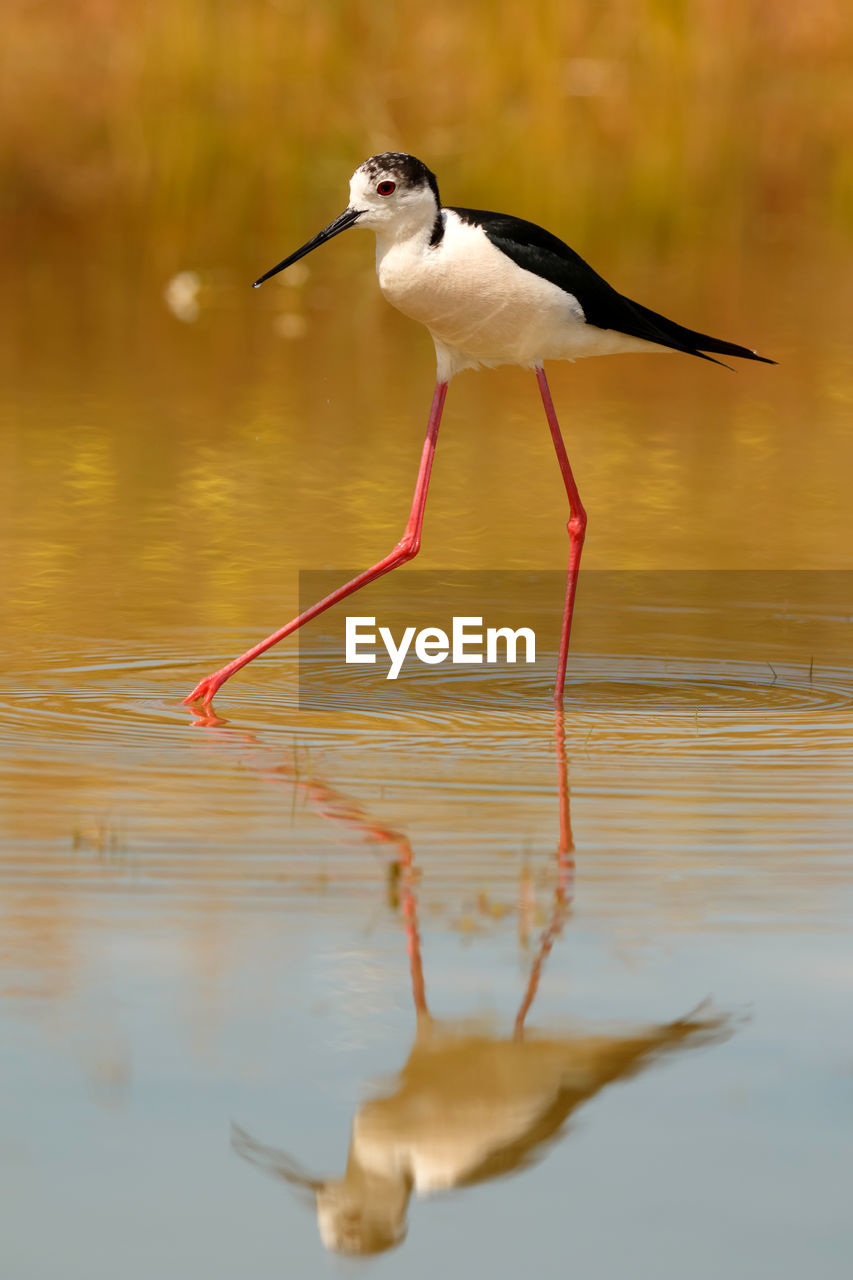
left=184, top=152, right=772, bottom=708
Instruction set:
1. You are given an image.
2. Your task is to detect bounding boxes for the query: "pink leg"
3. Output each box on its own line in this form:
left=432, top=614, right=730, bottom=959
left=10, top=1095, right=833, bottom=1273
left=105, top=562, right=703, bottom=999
left=535, top=366, right=587, bottom=706
left=184, top=381, right=449, bottom=707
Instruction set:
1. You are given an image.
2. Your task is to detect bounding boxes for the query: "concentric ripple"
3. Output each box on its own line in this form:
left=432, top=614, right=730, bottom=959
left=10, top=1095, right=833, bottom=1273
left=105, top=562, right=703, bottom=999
left=2, top=640, right=853, bottom=764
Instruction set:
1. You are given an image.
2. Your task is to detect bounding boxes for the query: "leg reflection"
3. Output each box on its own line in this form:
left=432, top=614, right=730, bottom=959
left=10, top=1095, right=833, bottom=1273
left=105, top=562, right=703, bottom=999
left=514, top=706, right=575, bottom=1038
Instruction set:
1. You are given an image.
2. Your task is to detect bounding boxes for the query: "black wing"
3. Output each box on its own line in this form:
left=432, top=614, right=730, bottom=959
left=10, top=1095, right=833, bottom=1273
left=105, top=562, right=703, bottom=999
left=449, top=208, right=774, bottom=367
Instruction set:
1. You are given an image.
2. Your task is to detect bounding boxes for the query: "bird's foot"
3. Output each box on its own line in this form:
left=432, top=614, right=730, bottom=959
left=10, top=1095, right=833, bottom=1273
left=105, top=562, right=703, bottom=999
left=182, top=669, right=228, bottom=708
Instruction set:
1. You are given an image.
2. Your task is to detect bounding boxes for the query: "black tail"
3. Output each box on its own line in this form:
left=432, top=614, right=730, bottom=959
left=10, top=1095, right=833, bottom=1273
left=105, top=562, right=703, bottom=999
left=621, top=295, right=776, bottom=368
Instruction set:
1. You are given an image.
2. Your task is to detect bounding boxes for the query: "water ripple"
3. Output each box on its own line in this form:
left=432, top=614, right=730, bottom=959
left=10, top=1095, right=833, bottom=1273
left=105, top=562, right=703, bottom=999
left=1, top=648, right=852, bottom=765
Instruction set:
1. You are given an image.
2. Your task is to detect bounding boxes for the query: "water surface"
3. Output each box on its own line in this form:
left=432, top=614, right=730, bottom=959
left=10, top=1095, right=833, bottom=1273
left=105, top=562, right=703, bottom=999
left=1, top=202, right=852, bottom=1279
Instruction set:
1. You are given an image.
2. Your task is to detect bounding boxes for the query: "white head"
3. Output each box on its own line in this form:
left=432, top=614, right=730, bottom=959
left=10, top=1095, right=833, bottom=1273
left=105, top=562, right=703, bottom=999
left=347, top=152, right=442, bottom=239
left=253, top=152, right=443, bottom=287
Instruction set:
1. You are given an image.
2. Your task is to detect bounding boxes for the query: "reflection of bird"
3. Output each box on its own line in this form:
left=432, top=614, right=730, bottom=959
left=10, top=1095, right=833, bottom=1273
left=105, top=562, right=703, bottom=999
left=231, top=706, right=732, bottom=1256
left=233, top=1006, right=731, bottom=1257
left=184, top=152, right=773, bottom=708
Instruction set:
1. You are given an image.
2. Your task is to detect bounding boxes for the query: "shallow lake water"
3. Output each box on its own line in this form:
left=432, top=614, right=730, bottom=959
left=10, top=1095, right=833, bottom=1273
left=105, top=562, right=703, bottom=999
left=1, top=239, right=852, bottom=1278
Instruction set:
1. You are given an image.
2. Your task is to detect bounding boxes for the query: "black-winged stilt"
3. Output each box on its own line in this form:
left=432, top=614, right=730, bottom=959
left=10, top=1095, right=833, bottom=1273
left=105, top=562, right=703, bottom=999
left=184, top=152, right=773, bottom=708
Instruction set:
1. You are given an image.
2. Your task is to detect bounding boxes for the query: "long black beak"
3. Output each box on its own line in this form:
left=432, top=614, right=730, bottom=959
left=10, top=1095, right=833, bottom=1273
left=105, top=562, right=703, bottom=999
left=252, top=207, right=362, bottom=288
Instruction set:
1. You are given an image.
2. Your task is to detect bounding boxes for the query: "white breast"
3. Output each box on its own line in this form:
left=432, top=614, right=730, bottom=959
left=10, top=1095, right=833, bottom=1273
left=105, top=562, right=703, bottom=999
left=375, top=210, right=665, bottom=380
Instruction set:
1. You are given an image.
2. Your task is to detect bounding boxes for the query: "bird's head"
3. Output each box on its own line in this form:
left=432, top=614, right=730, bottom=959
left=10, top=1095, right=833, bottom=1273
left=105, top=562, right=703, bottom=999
left=347, top=152, right=441, bottom=234
left=253, top=152, right=441, bottom=288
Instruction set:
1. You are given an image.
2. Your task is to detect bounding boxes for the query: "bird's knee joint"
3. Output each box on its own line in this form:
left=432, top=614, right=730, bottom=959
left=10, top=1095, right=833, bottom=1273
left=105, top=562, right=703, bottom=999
left=396, top=534, right=420, bottom=562
left=567, top=511, right=587, bottom=538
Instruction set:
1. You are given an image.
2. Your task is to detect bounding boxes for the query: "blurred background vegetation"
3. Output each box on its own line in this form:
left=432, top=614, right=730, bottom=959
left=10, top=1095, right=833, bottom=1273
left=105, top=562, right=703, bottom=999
left=3, top=0, right=853, bottom=277
left=1, top=0, right=852, bottom=642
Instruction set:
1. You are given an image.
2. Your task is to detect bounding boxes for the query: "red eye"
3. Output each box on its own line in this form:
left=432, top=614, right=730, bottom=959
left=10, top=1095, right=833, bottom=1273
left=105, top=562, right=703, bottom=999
left=377, top=180, right=396, bottom=196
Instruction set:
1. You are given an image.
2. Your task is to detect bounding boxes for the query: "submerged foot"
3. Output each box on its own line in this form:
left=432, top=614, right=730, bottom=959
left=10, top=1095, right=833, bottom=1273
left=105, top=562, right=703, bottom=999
left=182, top=670, right=228, bottom=708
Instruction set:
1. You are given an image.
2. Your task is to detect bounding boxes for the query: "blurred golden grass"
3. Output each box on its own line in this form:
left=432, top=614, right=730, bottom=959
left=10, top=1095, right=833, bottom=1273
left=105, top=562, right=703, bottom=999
left=2, top=0, right=853, bottom=274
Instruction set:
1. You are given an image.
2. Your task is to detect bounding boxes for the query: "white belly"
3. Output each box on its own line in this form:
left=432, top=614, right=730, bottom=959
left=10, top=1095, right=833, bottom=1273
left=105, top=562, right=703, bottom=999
left=375, top=212, right=665, bottom=380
